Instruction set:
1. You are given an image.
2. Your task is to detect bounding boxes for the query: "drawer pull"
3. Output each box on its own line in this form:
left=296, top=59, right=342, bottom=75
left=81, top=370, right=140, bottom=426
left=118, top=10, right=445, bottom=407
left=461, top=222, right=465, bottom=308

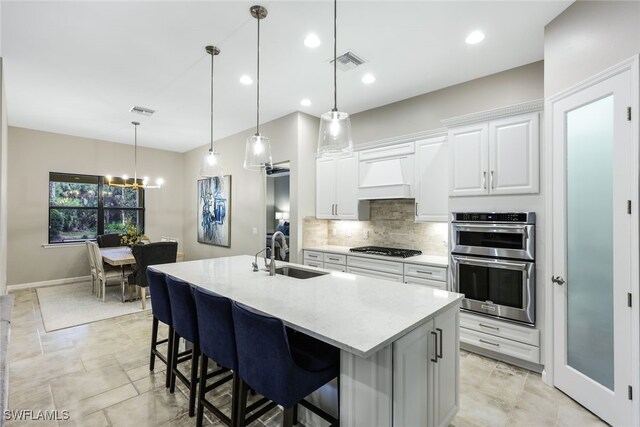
left=479, top=339, right=500, bottom=347
left=478, top=323, right=500, bottom=331
left=308, top=255, right=318, bottom=258
left=328, top=257, right=340, bottom=261
left=416, top=270, right=433, bottom=275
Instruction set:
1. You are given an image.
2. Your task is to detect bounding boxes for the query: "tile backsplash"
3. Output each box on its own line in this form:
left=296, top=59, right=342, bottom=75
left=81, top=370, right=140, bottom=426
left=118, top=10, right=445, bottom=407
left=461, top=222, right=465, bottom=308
left=303, top=199, right=449, bottom=256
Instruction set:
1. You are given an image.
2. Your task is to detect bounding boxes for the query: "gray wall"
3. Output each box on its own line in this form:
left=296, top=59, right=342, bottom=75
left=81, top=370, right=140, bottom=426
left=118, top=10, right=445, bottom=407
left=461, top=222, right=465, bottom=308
left=181, top=112, right=308, bottom=263
left=350, top=61, right=544, bottom=144
left=544, top=1, right=640, bottom=97
left=6, top=127, right=185, bottom=286
left=0, top=59, right=7, bottom=294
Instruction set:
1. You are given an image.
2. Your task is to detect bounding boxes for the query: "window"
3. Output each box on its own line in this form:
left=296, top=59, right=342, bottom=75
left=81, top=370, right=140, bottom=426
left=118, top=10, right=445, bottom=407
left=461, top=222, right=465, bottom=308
left=48, top=172, right=145, bottom=244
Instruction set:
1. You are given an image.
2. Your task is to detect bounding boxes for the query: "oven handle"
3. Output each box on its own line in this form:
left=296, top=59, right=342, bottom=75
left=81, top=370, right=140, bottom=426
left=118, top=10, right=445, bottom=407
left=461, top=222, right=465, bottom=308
left=454, top=224, right=530, bottom=238
left=453, top=256, right=528, bottom=272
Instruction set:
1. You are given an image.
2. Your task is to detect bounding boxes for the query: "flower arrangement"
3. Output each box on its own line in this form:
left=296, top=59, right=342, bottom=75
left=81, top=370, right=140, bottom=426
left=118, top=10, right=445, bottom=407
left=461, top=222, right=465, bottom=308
left=120, top=224, right=148, bottom=247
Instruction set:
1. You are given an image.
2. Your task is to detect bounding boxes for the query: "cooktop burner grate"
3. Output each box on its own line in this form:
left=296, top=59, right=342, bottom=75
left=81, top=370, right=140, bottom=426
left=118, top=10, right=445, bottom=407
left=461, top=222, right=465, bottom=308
left=349, top=246, right=422, bottom=258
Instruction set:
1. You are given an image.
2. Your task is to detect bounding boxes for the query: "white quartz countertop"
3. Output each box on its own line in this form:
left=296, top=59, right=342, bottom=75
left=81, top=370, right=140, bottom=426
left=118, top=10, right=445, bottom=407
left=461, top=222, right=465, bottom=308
left=304, top=245, right=449, bottom=267
left=150, top=255, right=461, bottom=358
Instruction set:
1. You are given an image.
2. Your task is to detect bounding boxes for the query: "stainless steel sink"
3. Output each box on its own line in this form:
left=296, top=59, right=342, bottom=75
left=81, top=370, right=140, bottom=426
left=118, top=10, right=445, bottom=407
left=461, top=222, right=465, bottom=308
left=275, top=266, right=328, bottom=279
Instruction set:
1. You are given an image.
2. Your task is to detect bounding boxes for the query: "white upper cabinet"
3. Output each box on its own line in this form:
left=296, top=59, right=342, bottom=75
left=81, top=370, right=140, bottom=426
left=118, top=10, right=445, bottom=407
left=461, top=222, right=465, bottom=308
left=415, top=136, right=449, bottom=222
left=489, top=113, right=539, bottom=195
left=448, top=112, right=539, bottom=196
left=316, top=154, right=369, bottom=220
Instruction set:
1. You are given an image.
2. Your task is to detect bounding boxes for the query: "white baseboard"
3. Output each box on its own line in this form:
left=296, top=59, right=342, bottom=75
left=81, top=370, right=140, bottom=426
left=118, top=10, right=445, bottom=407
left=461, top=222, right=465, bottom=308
left=7, top=275, right=91, bottom=292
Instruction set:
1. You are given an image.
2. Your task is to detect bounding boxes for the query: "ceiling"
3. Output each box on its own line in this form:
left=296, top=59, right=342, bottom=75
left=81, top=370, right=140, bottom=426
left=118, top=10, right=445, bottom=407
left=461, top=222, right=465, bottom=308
left=1, top=1, right=572, bottom=152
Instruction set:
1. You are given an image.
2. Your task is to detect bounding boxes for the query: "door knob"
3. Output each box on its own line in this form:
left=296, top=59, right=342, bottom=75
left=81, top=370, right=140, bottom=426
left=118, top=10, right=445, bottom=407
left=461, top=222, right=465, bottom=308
left=552, top=275, right=565, bottom=285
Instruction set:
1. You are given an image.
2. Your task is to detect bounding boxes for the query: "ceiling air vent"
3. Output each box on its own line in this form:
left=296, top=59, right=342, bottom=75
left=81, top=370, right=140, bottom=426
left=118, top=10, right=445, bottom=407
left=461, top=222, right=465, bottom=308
left=330, top=51, right=367, bottom=72
left=129, top=106, right=156, bottom=116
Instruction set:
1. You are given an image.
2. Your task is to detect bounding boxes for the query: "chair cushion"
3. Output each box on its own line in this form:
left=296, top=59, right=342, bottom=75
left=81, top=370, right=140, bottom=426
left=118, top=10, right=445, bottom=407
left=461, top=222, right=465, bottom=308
left=166, top=276, right=198, bottom=344
left=193, top=288, right=237, bottom=371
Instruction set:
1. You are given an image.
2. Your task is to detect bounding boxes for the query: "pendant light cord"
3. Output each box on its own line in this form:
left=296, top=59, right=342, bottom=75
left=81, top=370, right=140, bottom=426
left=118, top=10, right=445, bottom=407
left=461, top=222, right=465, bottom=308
left=256, top=13, right=261, bottom=135
left=133, top=122, right=138, bottom=183
left=210, top=49, right=214, bottom=153
left=333, top=0, right=338, bottom=112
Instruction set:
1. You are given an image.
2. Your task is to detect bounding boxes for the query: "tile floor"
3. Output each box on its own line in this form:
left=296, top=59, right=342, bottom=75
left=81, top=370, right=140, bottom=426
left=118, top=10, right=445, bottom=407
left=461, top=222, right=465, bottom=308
left=7, top=287, right=607, bottom=427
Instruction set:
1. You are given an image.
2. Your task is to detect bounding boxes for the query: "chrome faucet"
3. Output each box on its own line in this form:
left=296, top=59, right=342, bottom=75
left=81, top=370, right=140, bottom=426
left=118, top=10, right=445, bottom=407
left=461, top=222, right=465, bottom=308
left=252, top=247, right=269, bottom=272
left=269, top=231, right=288, bottom=276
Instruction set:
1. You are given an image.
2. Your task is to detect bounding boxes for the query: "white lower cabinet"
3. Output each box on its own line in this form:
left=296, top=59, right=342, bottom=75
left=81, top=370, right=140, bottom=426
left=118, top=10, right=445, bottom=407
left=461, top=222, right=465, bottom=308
left=459, top=311, right=540, bottom=364
left=346, top=266, right=404, bottom=282
left=323, top=263, right=346, bottom=273
left=393, top=304, right=459, bottom=427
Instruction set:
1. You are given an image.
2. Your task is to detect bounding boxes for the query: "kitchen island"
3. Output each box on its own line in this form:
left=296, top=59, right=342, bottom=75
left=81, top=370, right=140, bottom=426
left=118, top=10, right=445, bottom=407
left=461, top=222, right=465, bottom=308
left=150, top=255, right=463, bottom=427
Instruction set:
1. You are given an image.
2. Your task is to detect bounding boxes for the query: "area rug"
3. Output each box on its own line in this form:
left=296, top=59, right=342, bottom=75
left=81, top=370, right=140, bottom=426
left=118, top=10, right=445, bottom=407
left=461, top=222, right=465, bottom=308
left=37, top=281, right=151, bottom=332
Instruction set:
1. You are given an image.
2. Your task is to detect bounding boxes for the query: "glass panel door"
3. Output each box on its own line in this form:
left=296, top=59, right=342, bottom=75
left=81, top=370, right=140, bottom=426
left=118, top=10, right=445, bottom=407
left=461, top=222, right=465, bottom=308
left=566, top=95, right=614, bottom=390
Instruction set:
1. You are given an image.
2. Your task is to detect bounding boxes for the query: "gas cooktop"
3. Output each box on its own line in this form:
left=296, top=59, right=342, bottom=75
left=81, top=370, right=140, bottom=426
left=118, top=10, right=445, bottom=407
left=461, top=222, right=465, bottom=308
left=349, top=246, right=422, bottom=258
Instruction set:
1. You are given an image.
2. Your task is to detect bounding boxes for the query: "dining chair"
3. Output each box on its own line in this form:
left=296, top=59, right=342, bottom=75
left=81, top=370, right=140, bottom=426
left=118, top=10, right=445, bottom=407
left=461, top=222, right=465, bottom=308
left=128, top=242, right=178, bottom=309
left=88, top=241, right=122, bottom=301
left=232, top=302, right=340, bottom=427
left=96, top=233, right=122, bottom=248
left=85, top=241, right=98, bottom=295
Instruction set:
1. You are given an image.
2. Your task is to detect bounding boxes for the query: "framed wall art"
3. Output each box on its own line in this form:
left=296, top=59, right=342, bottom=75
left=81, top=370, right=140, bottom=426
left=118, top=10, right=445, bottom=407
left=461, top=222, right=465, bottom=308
left=197, top=175, right=231, bottom=247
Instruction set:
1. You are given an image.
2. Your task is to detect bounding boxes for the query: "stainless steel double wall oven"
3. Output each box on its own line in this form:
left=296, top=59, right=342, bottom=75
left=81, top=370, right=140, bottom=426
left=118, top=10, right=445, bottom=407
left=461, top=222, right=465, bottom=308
left=450, top=212, right=536, bottom=325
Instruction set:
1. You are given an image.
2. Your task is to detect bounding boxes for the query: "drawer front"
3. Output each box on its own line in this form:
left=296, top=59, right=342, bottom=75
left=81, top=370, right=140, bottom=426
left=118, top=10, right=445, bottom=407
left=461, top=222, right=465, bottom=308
left=460, top=312, right=539, bottom=347
left=404, top=263, right=447, bottom=281
left=324, top=263, right=346, bottom=273
left=347, top=266, right=404, bottom=283
left=404, top=276, right=446, bottom=290
left=460, top=327, right=540, bottom=364
left=303, top=250, right=324, bottom=262
left=347, top=256, right=404, bottom=275
left=303, top=260, right=324, bottom=269
left=323, top=253, right=346, bottom=265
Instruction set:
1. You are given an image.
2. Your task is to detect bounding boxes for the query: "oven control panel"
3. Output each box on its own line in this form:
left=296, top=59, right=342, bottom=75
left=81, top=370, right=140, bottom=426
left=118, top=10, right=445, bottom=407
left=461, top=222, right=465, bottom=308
left=452, top=212, right=535, bottom=223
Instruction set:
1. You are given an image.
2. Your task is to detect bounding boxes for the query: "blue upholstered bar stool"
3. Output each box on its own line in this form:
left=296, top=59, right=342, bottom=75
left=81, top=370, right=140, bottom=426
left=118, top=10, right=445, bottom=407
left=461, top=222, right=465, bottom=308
left=232, top=302, right=340, bottom=427
left=166, top=276, right=200, bottom=417
left=146, top=269, right=175, bottom=388
left=193, top=289, right=274, bottom=427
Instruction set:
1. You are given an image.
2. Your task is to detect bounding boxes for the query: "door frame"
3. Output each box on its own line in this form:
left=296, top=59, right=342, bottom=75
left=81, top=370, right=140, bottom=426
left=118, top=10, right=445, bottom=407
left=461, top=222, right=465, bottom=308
left=543, top=55, right=639, bottom=424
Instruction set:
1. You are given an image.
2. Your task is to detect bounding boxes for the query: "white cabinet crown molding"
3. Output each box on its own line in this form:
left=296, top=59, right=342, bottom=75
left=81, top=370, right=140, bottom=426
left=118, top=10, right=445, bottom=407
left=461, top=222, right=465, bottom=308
left=353, top=128, right=448, bottom=152
left=440, top=99, right=543, bottom=128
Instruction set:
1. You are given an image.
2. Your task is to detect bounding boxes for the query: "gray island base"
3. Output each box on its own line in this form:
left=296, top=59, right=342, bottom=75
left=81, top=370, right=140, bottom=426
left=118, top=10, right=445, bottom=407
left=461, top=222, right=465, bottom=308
left=150, top=255, right=462, bottom=427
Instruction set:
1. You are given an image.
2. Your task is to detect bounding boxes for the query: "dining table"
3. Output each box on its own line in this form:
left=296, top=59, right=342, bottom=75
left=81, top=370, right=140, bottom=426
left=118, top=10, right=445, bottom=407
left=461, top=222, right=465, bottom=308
left=100, top=246, right=184, bottom=302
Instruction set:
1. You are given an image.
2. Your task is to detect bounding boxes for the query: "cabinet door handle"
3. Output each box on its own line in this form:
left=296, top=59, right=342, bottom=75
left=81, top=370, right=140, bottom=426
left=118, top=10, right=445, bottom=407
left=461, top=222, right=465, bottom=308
left=331, top=204, right=335, bottom=215
left=335, top=204, right=338, bottom=215
left=490, top=171, right=495, bottom=189
left=478, top=323, right=500, bottom=331
left=415, top=202, right=418, bottom=216
left=479, top=339, right=500, bottom=347
left=430, top=331, right=438, bottom=363
left=483, top=171, right=487, bottom=189
left=436, top=328, right=443, bottom=359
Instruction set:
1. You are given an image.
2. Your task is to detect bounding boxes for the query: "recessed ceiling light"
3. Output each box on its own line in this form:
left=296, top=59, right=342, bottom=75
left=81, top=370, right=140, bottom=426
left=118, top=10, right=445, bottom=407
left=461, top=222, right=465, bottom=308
left=361, top=73, right=376, bottom=84
left=239, top=75, right=253, bottom=85
left=465, top=30, right=485, bottom=45
left=304, top=33, right=321, bottom=48
left=300, top=98, right=311, bottom=107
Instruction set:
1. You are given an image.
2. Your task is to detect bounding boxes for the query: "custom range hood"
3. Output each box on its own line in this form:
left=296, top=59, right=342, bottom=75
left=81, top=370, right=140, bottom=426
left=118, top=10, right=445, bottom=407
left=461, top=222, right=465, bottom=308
left=357, top=142, right=415, bottom=199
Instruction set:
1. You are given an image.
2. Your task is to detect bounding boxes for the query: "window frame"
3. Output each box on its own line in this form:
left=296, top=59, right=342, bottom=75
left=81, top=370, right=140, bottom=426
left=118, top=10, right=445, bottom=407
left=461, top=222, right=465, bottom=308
left=48, top=172, right=145, bottom=245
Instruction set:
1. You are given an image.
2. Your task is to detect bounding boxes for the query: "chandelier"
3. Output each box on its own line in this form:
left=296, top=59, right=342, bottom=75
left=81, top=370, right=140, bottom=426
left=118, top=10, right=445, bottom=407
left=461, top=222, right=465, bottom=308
left=106, top=121, right=164, bottom=189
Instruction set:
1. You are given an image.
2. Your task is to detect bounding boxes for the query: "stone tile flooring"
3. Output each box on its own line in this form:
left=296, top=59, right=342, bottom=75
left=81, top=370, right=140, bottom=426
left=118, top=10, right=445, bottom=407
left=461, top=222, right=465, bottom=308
left=7, top=288, right=606, bottom=426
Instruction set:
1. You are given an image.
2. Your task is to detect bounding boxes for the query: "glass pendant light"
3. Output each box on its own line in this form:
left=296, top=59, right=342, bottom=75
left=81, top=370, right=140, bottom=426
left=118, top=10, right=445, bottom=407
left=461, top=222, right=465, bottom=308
left=200, top=45, right=224, bottom=178
left=317, top=0, right=353, bottom=156
left=244, top=5, right=273, bottom=171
